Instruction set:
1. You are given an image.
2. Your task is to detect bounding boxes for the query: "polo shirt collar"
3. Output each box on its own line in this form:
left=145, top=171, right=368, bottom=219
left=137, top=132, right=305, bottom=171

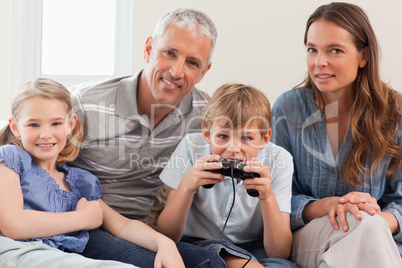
left=115, top=69, right=193, bottom=118
left=115, top=70, right=142, bottom=118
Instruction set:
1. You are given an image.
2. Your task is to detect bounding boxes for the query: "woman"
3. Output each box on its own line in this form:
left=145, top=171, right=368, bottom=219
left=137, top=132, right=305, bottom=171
left=271, top=2, right=402, bottom=267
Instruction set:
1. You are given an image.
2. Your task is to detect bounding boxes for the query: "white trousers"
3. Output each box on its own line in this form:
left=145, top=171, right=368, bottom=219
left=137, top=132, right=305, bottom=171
left=291, top=212, right=402, bottom=268
left=0, top=236, right=136, bottom=268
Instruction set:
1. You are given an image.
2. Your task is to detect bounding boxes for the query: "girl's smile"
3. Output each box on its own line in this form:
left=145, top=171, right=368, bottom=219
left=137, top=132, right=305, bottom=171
left=9, top=96, right=76, bottom=171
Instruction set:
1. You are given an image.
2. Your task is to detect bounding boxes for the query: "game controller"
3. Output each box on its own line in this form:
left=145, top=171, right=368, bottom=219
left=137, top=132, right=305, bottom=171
left=203, top=159, right=260, bottom=197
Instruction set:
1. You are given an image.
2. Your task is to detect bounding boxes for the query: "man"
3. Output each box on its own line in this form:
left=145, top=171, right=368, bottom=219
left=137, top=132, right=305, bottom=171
left=68, top=8, right=225, bottom=267
left=70, top=8, right=216, bottom=223
left=0, top=8, right=222, bottom=268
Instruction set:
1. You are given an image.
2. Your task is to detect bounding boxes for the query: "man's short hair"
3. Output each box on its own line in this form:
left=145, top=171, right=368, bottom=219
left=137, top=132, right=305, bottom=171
left=152, top=8, right=217, bottom=63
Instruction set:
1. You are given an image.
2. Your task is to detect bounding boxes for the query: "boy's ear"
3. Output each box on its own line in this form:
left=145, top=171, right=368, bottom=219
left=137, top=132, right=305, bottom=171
left=202, top=124, right=211, bottom=144
left=260, top=128, right=272, bottom=149
left=8, top=117, right=20, bottom=138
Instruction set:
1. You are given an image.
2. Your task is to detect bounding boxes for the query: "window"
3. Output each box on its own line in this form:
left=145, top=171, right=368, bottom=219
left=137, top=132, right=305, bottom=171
left=13, top=0, right=132, bottom=89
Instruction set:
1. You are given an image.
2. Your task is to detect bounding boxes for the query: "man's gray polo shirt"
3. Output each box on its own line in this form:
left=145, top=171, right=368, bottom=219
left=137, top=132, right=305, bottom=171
left=70, top=70, right=210, bottom=221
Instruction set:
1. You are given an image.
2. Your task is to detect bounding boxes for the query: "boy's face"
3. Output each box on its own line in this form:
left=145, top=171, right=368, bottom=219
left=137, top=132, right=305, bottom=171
left=203, top=120, right=271, bottom=162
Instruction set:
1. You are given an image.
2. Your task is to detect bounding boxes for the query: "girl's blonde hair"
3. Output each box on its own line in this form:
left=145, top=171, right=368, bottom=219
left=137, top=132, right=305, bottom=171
left=202, top=83, right=271, bottom=134
left=0, top=78, right=84, bottom=165
left=298, top=2, right=401, bottom=188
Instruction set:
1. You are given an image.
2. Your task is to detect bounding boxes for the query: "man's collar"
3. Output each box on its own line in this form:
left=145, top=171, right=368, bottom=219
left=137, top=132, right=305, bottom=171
left=114, top=70, right=142, bottom=118
left=115, top=69, right=194, bottom=118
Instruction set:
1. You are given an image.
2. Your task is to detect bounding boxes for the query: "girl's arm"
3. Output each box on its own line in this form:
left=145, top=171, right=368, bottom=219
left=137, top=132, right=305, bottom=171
left=99, top=199, right=184, bottom=268
left=157, top=155, right=224, bottom=241
left=0, top=163, right=103, bottom=240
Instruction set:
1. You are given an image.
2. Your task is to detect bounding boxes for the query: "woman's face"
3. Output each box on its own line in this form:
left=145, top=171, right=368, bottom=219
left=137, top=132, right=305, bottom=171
left=306, top=19, right=367, bottom=100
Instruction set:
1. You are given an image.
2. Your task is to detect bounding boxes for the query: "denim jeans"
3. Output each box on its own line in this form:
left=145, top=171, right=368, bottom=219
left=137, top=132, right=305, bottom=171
left=80, top=228, right=225, bottom=268
left=182, top=236, right=297, bottom=268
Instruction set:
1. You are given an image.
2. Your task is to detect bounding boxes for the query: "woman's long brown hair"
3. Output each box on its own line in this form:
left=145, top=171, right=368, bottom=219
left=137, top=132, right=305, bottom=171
left=299, top=2, right=401, bottom=188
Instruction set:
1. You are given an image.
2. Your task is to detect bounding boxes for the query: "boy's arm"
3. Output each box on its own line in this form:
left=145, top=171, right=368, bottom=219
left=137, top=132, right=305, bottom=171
left=158, top=155, right=224, bottom=241
left=0, top=163, right=102, bottom=240
left=157, top=187, right=195, bottom=241
left=99, top=200, right=185, bottom=268
left=260, top=194, right=292, bottom=259
left=243, top=160, right=292, bottom=259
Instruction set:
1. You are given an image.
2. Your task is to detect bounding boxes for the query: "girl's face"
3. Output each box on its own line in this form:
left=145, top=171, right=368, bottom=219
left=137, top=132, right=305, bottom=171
left=306, top=19, right=368, bottom=100
left=9, top=97, right=76, bottom=168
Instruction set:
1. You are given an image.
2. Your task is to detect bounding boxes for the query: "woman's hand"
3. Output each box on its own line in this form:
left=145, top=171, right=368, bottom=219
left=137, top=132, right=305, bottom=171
left=338, top=192, right=381, bottom=215
left=328, top=201, right=366, bottom=231
left=328, top=192, right=379, bottom=231
left=304, top=191, right=381, bottom=232
left=327, top=192, right=380, bottom=232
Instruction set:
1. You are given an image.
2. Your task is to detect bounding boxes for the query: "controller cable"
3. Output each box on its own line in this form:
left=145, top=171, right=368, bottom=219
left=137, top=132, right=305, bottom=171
left=218, top=168, right=252, bottom=267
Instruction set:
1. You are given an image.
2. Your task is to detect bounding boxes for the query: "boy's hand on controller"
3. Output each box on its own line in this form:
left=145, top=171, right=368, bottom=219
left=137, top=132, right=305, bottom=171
left=181, top=155, right=225, bottom=192
left=243, top=159, right=273, bottom=200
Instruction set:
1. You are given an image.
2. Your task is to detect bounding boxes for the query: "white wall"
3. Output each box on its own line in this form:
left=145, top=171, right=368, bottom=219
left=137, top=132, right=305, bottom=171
left=1, top=0, right=401, bottom=121
left=0, top=0, right=13, bottom=122
left=132, top=0, right=402, bottom=101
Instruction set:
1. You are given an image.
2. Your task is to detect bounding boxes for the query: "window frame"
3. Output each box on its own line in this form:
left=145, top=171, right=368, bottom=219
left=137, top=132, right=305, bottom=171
left=12, top=0, right=133, bottom=89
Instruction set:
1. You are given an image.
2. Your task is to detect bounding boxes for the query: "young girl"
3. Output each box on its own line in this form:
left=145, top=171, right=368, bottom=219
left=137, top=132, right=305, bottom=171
left=0, top=78, right=185, bottom=268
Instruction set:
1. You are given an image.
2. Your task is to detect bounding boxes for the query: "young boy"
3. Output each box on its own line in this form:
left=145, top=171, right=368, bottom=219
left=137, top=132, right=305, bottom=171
left=158, top=84, right=296, bottom=268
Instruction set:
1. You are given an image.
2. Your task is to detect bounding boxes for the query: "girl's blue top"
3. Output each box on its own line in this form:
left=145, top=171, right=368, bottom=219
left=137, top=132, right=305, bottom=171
left=0, top=144, right=102, bottom=253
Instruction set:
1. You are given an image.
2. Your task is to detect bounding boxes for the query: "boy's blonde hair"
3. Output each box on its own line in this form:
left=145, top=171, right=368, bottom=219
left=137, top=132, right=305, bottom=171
left=201, top=83, right=271, bottom=134
left=0, top=78, right=84, bottom=165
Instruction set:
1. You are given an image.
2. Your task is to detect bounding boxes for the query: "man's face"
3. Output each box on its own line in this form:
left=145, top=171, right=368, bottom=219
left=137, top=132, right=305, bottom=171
left=143, top=25, right=212, bottom=107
